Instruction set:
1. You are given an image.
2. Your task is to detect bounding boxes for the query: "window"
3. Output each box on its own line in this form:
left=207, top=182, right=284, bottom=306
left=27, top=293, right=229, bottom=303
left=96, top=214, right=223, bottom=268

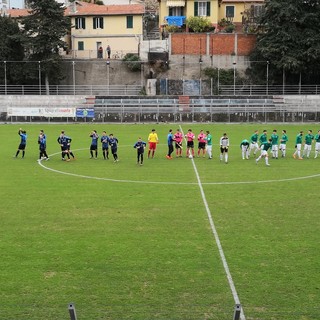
left=226, top=6, right=235, bottom=19
left=78, top=41, right=84, bottom=51
left=251, top=4, right=264, bottom=18
left=194, top=1, right=210, bottom=17
left=169, top=7, right=184, bottom=16
left=126, top=15, right=133, bottom=28
left=75, top=17, right=86, bottom=29
left=93, top=17, right=104, bottom=29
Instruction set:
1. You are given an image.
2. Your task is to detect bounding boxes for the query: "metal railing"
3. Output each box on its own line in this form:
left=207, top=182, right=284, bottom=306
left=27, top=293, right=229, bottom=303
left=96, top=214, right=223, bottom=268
left=0, top=85, right=143, bottom=96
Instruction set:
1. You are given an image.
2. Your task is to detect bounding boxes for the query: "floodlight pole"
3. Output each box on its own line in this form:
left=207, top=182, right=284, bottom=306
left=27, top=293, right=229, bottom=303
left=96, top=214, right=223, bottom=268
left=68, top=303, right=77, bottom=320
left=233, top=61, right=236, bottom=96
left=233, top=304, right=241, bottom=320
left=4, top=61, right=7, bottom=95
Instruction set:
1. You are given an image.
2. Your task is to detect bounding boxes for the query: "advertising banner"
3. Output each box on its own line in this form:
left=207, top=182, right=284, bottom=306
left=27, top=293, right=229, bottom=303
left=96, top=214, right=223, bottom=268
left=7, top=107, right=76, bottom=117
left=76, top=108, right=95, bottom=118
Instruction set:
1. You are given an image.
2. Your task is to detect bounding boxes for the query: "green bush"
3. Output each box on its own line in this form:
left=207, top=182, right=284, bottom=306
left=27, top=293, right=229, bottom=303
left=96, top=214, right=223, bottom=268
left=186, top=16, right=214, bottom=33
left=123, top=53, right=141, bottom=72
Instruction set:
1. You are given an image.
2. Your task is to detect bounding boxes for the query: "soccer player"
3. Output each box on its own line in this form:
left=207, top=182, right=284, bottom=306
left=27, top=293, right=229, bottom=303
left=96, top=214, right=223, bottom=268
left=174, top=128, right=183, bottom=157
left=293, top=131, right=303, bottom=160
left=314, top=130, right=320, bottom=159
left=15, top=128, right=27, bottom=158
left=166, top=129, right=174, bottom=159
left=197, top=130, right=206, bottom=157
left=109, top=133, right=119, bottom=162
left=249, top=130, right=259, bottom=157
left=256, top=138, right=272, bottom=166
left=279, top=129, right=288, bottom=158
left=271, top=129, right=279, bottom=159
left=205, top=130, right=213, bottom=159
left=185, top=129, right=195, bottom=158
left=38, top=130, right=49, bottom=161
left=90, top=130, right=99, bottom=159
left=101, top=131, right=109, bottom=160
left=57, top=131, right=73, bottom=161
left=259, top=130, right=268, bottom=146
left=240, top=139, right=250, bottom=160
left=219, top=133, right=229, bottom=164
left=147, top=129, right=159, bottom=159
left=302, top=130, right=314, bottom=159
left=134, top=137, right=146, bottom=165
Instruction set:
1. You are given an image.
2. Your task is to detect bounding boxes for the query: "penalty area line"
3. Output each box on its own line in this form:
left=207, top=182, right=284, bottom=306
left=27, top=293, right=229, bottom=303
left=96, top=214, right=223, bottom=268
left=179, top=125, right=246, bottom=320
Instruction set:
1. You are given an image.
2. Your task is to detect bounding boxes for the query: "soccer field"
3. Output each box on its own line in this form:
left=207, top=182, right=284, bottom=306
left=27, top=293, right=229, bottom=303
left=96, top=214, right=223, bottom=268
left=1, top=123, right=319, bottom=320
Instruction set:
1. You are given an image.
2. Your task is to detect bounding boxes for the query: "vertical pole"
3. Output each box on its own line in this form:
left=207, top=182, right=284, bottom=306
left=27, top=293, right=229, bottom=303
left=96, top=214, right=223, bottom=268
left=233, top=61, right=236, bottom=96
left=233, top=304, right=241, bottom=320
left=38, top=61, right=41, bottom=95
left=282, top=68, right=285, bottom=95
left=4, top=61, right=7, bottom=95
left=299, top=72, right=301, bottom=95
left=106, top=60, right=110, bottom=95
left=266, top=61, right=269, bottom=95
left=68, top=303, right=77, bottom=320
left=72, top=61, right=76, bottom=95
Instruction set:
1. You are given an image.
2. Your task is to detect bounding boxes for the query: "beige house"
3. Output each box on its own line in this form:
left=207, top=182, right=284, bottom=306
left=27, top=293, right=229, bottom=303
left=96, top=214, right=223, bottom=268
left=159, top=0, right=264, bottom=32
left=65, top=1, right=145, bottom=59
left=7, top=1, right=145, bottom=60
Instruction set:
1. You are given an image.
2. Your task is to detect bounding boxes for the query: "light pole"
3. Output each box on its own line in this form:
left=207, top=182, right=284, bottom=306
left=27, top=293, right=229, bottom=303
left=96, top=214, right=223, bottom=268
left=233, top=61, right=236, bottom=96
left=266, top=61, right=269, bottom=95
left=106, top=59, right=110, bottom=95
left=38, top=61, right=41, bottom=95
left=4, top=61, right=7, bottom=95
left=72, top=61, right=76, bottom=95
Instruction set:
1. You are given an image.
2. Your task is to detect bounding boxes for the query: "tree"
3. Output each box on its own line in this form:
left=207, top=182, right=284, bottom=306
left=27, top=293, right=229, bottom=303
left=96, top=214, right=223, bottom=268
left=250, top=0, right=320, bottom=85
left=21, top=0, right=71, bottom=88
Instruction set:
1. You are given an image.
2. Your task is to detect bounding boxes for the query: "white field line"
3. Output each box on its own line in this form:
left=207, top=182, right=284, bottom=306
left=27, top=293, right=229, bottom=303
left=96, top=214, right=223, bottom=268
left=38, top=149, right=320, bottom=186
left=179, top=125, right=246, bottom=320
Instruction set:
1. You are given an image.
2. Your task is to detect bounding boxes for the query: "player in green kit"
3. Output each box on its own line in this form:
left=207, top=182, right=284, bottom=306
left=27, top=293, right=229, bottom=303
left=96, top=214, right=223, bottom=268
left=314, top=130, right=320, bottom=159
left=302, top=130, right=314, bottom=158
left=279, top=130, right=288, bottom=158
left=293, top=131, right=303, bottom=160
left=248, top=130, right=259, bottom=157
left=259, top=130, right=268, bottom=146
left=271, top=129, right=279, bottom=159
left=240, top=139, right=250, bottom=160
left=256, top=138, right=272, bottom=166
left=205, top=130, right=213, bottom=159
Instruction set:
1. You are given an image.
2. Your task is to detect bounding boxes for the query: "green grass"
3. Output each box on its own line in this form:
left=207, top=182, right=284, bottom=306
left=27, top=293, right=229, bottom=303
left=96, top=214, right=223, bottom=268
left=0, top=123, right=319, bottom=319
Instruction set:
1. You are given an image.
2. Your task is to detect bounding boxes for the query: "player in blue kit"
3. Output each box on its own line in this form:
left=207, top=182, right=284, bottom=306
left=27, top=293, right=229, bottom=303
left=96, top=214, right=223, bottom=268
left=134, top=137, right=147, bottom=165
left=109, top=134, right=119, bottom=162
left=101, top=131, right=109, bottom=160
left=38, top=130, right=49, bottom=161
left=57, top=131, right=74, bottom=161
left=15, top=128, right=27, bottom=158
left=90, top=130, right=99, bottom=159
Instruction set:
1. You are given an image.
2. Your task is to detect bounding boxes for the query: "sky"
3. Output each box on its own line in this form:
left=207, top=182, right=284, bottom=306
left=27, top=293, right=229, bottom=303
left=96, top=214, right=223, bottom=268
left=10, top=0, right=24, bottom=9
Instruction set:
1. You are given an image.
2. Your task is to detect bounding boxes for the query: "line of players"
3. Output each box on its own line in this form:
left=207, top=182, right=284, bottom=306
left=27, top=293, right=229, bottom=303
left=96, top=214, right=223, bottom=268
left=240, top=129, right=320, bottom=166
left=14, top=128, right=320, bottom=165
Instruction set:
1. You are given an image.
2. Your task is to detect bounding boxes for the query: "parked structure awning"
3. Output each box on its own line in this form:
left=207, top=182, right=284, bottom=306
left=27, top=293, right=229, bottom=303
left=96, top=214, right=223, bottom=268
left=166, top=0, right=186, bottom=7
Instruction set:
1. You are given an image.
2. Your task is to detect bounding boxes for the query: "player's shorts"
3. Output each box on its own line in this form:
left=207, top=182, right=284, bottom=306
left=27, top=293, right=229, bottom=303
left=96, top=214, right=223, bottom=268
left=18, top=143, right=26, bottom=150
left=90, top=144, right=98, bottom=151
left=316, top=142, right=320, bottom=150
left=304, top=144, right=312, bottom=151
left=272, top=145, right=278, bottom=151
left=187, top=141, right=194, bottom=148
left=149, top=142, right=157, bottom=150
left=102, top=146, right=109, bottom=151
left=296, top=143, right=302, bottom=151
left=198, top=142, right=206, bottom=149
left=261, top=150, right=268, bottom=157
left=220, top=146, right=228, bottom=153
left=175, top=142, right=182, bottom=149
left=39, top=145, right=46, bottom=151
left=61, top=146, right=69, bottom=152
left=280, top=144, right=286, bottom=150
